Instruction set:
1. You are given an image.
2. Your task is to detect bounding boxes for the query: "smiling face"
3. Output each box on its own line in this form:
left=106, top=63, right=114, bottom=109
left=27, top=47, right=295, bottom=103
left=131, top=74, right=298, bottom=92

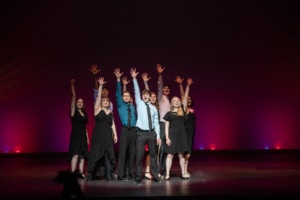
left=142, top=89, right=150, bottom=103
left=150, top=92, right=157, bottom=105
left=171, top=96, right=181, bottom=108
left=163, top=85, right=170, bottom=96
left=101, top=97, right=111, bottom=108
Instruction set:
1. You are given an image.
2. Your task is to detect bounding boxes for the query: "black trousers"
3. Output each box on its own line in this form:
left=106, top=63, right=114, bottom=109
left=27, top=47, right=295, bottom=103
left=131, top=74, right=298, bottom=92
left=158, top=122, right=167, bottom=174
left=117, top=127, right=137, bottom=178
left=135, top=130, right=159, bottom=180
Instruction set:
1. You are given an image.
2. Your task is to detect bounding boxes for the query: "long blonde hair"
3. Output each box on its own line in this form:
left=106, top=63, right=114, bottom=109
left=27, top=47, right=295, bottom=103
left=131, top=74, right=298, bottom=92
left=170, top=96, right=184, bottom=116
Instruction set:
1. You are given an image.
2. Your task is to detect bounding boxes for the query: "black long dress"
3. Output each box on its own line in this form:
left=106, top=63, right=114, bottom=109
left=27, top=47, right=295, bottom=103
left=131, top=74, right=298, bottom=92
left=163, top=111, right=189, bottom=154
left=185, top=111, right=196, bottom=154
left=67, top=109, right=88, bottom=161
left=88, top=110, right=116, bottom=178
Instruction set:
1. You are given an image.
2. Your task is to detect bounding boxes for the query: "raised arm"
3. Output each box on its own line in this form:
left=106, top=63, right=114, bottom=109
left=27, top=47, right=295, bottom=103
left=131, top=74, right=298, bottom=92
left=89, top=64, right=101, bottom=89
left=70, top=79, right=76, bottom=117
left=94, top=77, right=106, bottom=115
left=182, top=78, right=193, bottom=111
left=89, top=64, right=101, bottom=103
left=156, top=64, right=165, bottom=101
left=141, top=72, right=151, bottom=90
left=114, top=68, right=124, bottom=106
left=175, top=76, right=184, bottom=100
left=130, top=67, right=141, bottom=104
left=122, top=76, right=130, bottom=92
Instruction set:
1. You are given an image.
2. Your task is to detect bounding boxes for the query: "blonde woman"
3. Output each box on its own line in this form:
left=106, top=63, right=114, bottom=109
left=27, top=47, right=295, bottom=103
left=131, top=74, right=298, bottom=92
left=163, top=78, right=193, bottom=180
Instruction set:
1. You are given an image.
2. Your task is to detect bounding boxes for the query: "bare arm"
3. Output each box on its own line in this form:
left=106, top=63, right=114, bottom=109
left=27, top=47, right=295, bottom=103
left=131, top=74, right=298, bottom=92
left=175, top=76, right=184, bottom=100
left=183, top=78, right=193, bottom=111
left=89, top=64, right=101, bottom=89
left=112, top=117, right=118, bottom=144
left=70, top=79, right=76, bottom=117
left=165, top=121, right=171, bottom=146
left=86, top=129, right=89, bottom=145
left=94, top=77, right=106, bottom=115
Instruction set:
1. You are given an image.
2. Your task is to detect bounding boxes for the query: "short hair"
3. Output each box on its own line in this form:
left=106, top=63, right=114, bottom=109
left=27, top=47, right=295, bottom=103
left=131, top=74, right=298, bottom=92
left=142, top=89, right=150, bottom=95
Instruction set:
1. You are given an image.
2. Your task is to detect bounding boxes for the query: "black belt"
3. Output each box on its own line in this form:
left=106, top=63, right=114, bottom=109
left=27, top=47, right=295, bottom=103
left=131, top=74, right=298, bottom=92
left=137, top=128, right=154, bottom=132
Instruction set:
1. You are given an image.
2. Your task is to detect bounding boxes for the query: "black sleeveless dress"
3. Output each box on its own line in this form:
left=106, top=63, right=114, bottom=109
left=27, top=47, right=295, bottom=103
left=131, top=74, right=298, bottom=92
left=88, top=110, right=116, bottom=176
left=68, top=109, right=88, bottom=161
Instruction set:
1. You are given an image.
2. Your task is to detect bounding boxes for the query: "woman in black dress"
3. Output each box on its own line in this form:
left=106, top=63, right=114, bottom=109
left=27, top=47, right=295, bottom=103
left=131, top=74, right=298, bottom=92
left=68, top=79, right=89, bottom=178
left=175, top=76, right=196, bottom=178
left=184, top=96, right=195, bottom=178
left=87, top=77, right=118, bottom=181
left=164, top=78, right=193, bottom=180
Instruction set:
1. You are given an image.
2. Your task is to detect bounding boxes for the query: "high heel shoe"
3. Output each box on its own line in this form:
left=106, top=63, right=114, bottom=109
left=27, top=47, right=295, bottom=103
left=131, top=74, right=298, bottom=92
left=144, top=172, right=152, bottom=180
left=164, top=175, right=170, bottom=181
left=186, top=172, right=191, bottom=178
left=181, top=174, right=189, bottom=179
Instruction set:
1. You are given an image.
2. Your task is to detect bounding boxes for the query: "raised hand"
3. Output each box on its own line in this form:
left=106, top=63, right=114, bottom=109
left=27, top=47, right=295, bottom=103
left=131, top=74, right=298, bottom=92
left=141, top=73, right=151, bottom=82
left=130, top=68, right=139, bottom=78
left=187, top=78, right=193, bottom=86
left=175, top=76, right=184, bottom=84
left=113, top=68, right=123, bottom=78
left=89, top=64, right=100, bottom=75
left=70, top=79, right=75, bottom=85
left=156, top=63, right=165, bottom=74
left=122, top=76, right=130, bottom=85
left=97, top=77, right=107, bottom=85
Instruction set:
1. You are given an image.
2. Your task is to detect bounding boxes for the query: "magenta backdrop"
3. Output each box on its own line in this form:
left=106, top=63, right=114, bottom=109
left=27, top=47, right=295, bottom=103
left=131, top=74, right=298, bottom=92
left=1, top=1, right=300, bottom=153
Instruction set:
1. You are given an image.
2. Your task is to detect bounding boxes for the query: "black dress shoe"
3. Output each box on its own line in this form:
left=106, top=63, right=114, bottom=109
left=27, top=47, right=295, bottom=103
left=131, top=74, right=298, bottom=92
left=152, top=176, right=161, bottom=182
left=180, top=175, right=189, bottom=180
left=135, top=178, right=142, bottom=184
left=86, top=174, right=93, bottom=181
left=118, top=176, right=129, bottom=182
left=111, top=173, right=117, bottom=180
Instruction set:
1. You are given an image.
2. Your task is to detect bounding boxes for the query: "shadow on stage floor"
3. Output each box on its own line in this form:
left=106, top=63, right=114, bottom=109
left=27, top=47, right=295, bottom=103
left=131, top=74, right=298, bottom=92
left=1, top=150, right=300, bottom=199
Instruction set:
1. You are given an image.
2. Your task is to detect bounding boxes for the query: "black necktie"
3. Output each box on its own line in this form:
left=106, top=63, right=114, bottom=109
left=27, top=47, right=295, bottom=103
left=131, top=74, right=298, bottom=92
left=145, top=103, right=152, bottom=130
left=127, top=104, right=131, bottom=128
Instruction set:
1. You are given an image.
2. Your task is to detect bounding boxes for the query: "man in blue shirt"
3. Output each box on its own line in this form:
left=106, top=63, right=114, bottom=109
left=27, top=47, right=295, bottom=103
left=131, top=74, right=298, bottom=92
left=114, top=68, right=137, bottom=181
left=130, top=68, right=161, bottom=183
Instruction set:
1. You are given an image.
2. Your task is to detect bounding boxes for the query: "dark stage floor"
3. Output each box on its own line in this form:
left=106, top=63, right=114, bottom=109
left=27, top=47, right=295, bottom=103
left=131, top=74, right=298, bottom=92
left=1, top=150, right=300, bottom=199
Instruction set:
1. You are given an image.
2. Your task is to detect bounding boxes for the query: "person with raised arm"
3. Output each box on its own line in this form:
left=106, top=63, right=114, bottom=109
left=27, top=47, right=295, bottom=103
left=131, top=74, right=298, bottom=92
left=175, top=76, right=196, bottom=178
left=130, top=68, right=161, bottom=184
left=114, top=68, right=137, bottom=181
left=156, top=64, right=171, bottom=178
left=87, top=77, right=118, bottom=181
left=68, top=79, right=89, bottom=179
left=164, top=77, right=193, bottom=180
left=141, top=72, right=160, bottom=180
